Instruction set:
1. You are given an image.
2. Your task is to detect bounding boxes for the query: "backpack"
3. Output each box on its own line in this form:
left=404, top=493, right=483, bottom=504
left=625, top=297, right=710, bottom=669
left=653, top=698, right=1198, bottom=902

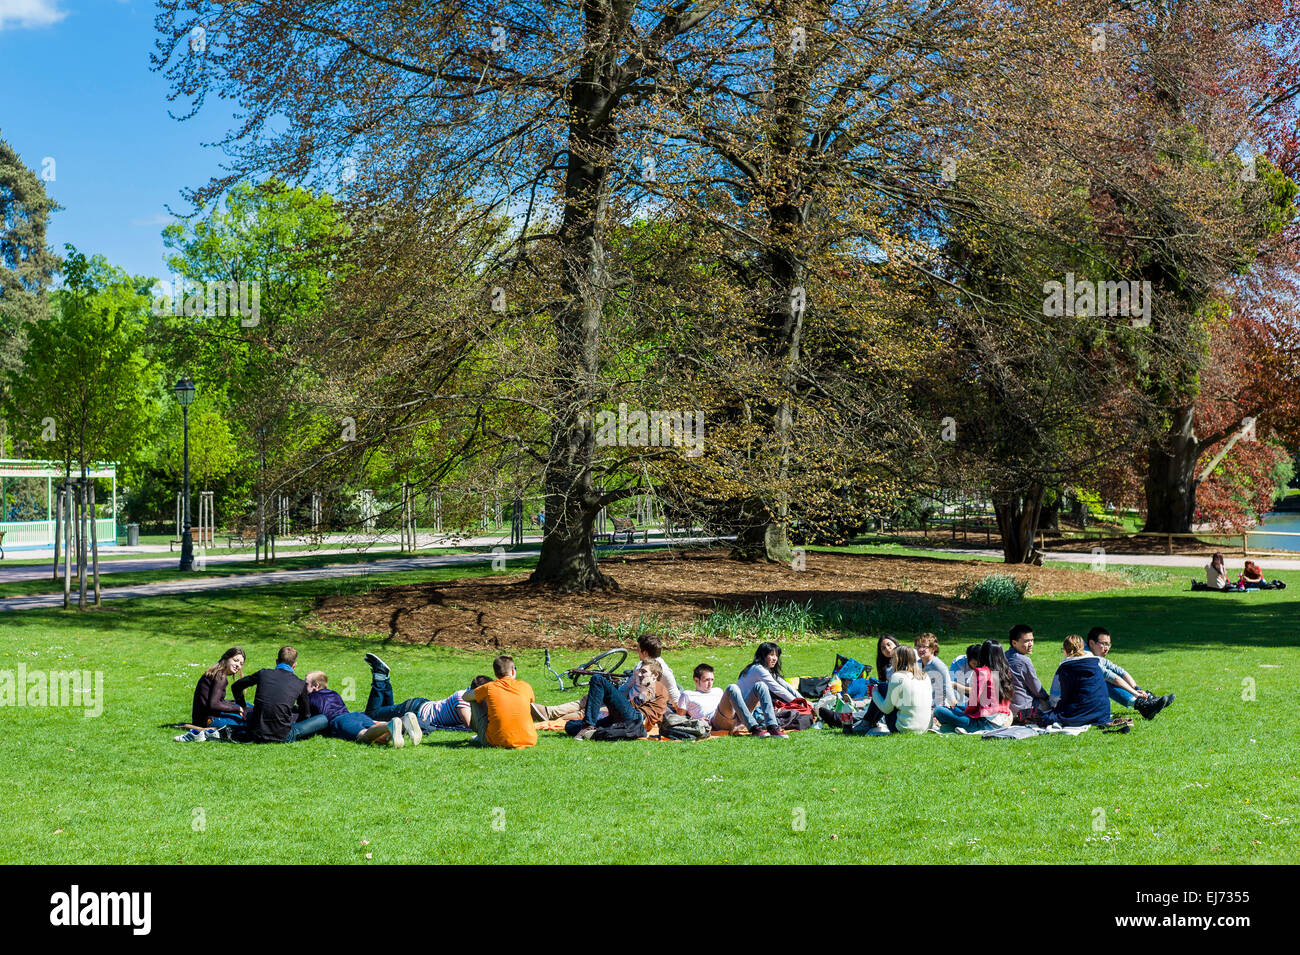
left=799, top=676, right=832, bottom=699
left=658, top=711, right=711, bottom=740
left=590, top=719, right=647, bottom=741
left=833, top=655, right=868, bottom=681
left=775, top=708, right=815, bottom=731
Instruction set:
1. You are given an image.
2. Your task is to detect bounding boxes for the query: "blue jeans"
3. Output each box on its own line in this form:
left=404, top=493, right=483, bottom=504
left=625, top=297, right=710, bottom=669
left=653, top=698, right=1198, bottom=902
left=328, top=711, right=377, bottom=740
left=284, top=713, right=329, bottom=742
left=934, top=706, right=997, bottom=732
left=583, top=674, right=639, bottom=726
left=365, top=675, right=427, bottom=722
left=725, top=682, right=778, bottom=731
left=1108, top=684, right=1142, bottom=708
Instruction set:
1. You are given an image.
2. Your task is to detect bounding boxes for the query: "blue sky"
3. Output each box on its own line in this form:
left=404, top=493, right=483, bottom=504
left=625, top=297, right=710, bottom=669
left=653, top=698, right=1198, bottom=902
left=1, top=0, right=236, bottom=281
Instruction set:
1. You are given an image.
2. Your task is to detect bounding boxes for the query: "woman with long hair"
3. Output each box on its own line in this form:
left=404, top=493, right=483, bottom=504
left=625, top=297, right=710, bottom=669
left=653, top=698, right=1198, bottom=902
left=933, top=639, right=1014, bottom=733
left=712, top=642, right=798, bottom=738
left=855, top=635, right=899, bottom=731
left=853, top=645, right=932, bottom=734
left=190, top=646, right=250, bottom=730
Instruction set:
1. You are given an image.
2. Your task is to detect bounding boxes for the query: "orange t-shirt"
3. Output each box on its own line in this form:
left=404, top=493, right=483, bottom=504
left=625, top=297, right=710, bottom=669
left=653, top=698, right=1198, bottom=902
left=473, top=677, right=538, bottom=749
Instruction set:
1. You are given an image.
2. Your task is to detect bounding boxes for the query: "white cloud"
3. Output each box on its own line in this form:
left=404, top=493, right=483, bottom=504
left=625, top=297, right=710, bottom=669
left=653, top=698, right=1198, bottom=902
left=130, top=213, right=177, bottom=228
left=0, top=0, right=67, bottom=31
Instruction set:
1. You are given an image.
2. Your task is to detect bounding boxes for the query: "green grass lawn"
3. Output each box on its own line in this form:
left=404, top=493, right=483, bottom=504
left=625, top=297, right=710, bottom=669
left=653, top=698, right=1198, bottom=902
left=1, top=559, right=1295, bottom=864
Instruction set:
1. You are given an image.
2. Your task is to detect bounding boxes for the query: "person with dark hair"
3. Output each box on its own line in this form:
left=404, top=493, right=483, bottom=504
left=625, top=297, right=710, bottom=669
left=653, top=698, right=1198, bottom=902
left=676, top=664, right=723, bottom=722
left=230, top=646, right=328, bottom=743
left=712, top=642, right=797, bottom=738
left=468, top=654, right=537, bottom=749
left=1084, top=627, right=1173, bottom=720
left=190, top=646, right=249, bottom=730
left=1205, top=552, right=1230, bottom=589
left=949, top=643, right=981, bottom=707
left=1006, top=625, right=1052, bottom=723
left=857, top=635, right=899, bottom=732
left=933, top=640, right=1014, bottom=733
left=631, top=634, right=681, bottom=705
left=361, top=652, right=494, bottom=745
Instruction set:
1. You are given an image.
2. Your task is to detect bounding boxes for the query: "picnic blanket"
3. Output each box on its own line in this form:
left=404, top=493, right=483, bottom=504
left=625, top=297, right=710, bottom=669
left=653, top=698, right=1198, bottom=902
left=533, top=717, right=733, bottom=740
left=979, top=724, right=1091, bottom=740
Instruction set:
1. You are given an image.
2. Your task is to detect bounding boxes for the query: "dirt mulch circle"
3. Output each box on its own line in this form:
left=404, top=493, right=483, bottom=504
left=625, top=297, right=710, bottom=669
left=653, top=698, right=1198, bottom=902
left=308, top=548, right=1130, bottom=651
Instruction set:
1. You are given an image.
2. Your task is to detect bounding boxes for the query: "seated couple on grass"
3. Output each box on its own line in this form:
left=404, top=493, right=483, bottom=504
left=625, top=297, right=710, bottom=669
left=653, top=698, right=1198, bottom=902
left=835, top=633, right=953, bottom=735
left=1202, top=554, right=1288, bottom=591
left=532, top=637, right=800, bottom=739
left=675, top=642, right=806, bottom=738
left=181, top=645, right=330, bottom=743
left=1005, top=624, right=1173, bottom=726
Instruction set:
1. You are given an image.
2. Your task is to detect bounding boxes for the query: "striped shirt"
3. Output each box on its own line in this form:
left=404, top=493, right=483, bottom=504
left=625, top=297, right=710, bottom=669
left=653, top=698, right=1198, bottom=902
left=417, top=690, right=471, bottom=731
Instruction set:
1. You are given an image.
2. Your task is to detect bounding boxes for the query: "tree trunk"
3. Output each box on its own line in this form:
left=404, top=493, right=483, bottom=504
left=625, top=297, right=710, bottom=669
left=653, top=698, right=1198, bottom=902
left=1142, top=405, right=1201, bottom=533
left=89, top=481, right=101, bottom=606
left=530, top=38, right=618, bottom=593
left=1039, top=489, right=1061, bottom=531
left=992, top=483, right=1045, bottom=563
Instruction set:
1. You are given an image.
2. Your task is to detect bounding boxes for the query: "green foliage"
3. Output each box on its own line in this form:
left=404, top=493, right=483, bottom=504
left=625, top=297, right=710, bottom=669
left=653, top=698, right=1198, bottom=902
left=2, top=246, right=159, bottom=473
left=0, top=134, right=60, bottom=374
left=955, top=573, right=1029, bottom=606
left=692, top=597, right=942, bottom=640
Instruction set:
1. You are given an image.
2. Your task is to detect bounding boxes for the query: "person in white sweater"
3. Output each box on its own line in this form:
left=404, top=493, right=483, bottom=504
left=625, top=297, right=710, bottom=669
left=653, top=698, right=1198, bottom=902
left=860, top=645, right=932, bottom=734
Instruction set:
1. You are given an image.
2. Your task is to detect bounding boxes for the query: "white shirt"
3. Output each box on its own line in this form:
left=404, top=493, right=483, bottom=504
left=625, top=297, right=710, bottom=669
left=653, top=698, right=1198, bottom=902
left=678, top=687, right=723, bottom=720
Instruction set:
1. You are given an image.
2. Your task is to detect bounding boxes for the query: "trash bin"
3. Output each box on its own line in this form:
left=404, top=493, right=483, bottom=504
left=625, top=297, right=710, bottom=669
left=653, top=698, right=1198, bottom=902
left=127, top=523, right=140, bottom=546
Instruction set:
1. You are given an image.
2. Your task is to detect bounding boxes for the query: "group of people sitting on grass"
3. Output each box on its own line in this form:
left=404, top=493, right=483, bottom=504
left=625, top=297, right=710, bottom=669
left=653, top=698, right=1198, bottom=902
left=180, top=645, right=537, bottom=748
left=180, top=624, right=1172, bottom=746
left=1202, top=554, right=1287, bottom=591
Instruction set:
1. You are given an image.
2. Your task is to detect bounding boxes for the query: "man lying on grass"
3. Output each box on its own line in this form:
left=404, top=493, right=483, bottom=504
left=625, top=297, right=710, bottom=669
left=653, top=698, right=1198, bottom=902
left=306, top=671, right=396, bottom=745
left=1086, top=627, right=1174, bottom=720
left=361, top=653, right=494, bottom=746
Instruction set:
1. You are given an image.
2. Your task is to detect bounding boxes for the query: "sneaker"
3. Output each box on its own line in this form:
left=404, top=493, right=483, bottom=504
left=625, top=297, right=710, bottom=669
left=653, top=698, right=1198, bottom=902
left=767, top=726, right=790, bottom=738
left=173, top=729, right=205, bottom=742
left=1134, top=696, right=1156, bottom=720
left=750, top=727, right=770, bottom=738
left=867, top=726, right=891, bottom=736
left=201, top=727, right=224, bottom=741
left=573, top=725, right=596, bottom=741
left=388, top=717, right=404, bottom=748
left=364, top=652, right=390, bottom=677
left=402, top=712, right=423, bottom=746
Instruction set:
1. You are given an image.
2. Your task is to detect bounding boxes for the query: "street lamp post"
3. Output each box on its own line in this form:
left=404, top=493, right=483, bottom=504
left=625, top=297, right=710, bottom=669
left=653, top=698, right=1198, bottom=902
left=174, top=376, right=196, bottom=571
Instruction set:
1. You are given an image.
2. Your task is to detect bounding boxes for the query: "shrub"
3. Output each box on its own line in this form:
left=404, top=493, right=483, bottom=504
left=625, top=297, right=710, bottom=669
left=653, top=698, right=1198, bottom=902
left=955, top=573, right=1029, bottom=606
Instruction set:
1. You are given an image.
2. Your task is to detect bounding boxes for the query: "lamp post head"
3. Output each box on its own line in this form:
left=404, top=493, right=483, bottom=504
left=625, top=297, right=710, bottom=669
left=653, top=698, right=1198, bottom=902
left=173, top=376, right=196, bottom=407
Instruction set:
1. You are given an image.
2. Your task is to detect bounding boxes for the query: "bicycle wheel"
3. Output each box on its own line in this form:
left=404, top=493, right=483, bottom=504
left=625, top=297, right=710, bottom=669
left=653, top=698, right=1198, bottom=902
left=569, top=648, right=628, bottom=687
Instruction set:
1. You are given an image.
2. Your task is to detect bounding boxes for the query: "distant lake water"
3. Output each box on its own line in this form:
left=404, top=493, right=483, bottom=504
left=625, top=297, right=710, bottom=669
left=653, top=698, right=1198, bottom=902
left=1250, top=512, right=1300, bottom=552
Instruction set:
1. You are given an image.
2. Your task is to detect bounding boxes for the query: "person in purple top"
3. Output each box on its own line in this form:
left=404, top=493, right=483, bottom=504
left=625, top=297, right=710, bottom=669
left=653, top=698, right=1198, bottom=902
left=305, top=671, right=395, bottom=744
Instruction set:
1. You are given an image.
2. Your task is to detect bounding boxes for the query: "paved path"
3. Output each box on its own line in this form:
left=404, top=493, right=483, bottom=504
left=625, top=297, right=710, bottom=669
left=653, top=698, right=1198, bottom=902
left=0, top=550, right=535, bottom=611
left=931, top=547, right=1300, bottom=569
left=7, top=539, right=1295, bottom=613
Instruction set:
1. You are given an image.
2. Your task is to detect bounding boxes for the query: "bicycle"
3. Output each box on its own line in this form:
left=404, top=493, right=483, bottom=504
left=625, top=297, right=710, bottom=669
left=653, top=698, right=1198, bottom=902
left=543, top=647, right=634, bottom=692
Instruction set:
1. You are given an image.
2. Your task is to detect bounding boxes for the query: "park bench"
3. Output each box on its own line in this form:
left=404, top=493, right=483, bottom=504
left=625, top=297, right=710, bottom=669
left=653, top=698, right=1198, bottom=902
left=224, top=525, right=259, bottom=548
left=604, top=516, right=644, bottom=545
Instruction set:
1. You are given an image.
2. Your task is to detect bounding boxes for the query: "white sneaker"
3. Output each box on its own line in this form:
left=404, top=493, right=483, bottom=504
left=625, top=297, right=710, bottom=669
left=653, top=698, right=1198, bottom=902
left=173, top=729, right=205, bottom=742
left=402, top=712, right=423, bottom=746
left=866, top=726, right=891, bottom=736
left=388, top=717, right=404, bottom=748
